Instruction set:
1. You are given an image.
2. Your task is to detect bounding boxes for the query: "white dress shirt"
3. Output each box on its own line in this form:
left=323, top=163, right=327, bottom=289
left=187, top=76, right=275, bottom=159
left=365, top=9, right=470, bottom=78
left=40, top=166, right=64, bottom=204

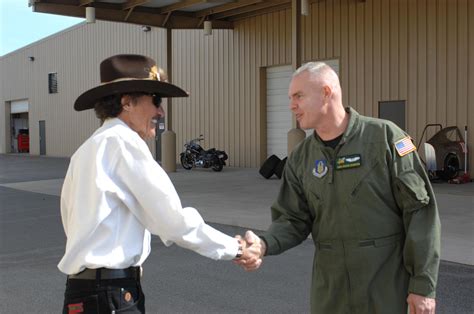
left=58, top=118, right=238, bottom=275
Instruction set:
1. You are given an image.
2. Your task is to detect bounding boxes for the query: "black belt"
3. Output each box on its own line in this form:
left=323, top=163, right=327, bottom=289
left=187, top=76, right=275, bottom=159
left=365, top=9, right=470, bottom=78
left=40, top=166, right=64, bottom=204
left=68, top=267, right=141, bottom=280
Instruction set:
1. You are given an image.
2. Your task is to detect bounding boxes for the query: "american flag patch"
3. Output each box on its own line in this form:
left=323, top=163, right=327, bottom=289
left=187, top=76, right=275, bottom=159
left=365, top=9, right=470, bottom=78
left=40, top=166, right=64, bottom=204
left=395, top=137, right=416, bottom=156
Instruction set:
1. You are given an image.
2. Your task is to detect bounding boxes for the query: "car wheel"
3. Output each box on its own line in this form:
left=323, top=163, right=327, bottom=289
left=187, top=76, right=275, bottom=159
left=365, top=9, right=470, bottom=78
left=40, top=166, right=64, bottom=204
left=274, top=157, right=287, bottom=179
left=259, top=155, right=281, bottom=179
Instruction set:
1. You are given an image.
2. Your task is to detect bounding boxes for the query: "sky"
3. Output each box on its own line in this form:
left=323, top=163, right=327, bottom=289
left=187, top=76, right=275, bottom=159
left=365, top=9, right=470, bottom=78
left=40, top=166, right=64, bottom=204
left=1, top=0, right=83, bottom=56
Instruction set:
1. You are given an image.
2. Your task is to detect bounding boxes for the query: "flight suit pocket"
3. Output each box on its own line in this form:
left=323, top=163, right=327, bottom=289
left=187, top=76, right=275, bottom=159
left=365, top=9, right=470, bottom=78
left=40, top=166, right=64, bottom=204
left=394, top=170, right=430, bottom=212
left=359, top=233, right=403, bottom=248
left=350, top=159, right=380, bottom=196
left=373, top=233, right=402, bottom=247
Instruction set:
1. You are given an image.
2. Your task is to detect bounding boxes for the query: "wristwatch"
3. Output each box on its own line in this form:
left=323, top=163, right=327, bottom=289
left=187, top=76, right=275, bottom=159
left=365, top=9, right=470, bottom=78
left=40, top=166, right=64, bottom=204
left=235, top=242, right=243, bottom=258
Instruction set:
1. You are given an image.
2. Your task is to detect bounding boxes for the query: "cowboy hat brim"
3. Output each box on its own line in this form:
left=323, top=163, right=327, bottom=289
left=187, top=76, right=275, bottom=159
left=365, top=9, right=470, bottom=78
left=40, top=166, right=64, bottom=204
left=74, top=80, right=188, bottom=111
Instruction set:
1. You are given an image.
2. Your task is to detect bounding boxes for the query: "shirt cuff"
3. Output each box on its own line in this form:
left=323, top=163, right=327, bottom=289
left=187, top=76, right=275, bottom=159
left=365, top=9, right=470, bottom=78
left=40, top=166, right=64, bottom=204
left=259, top=234, right=280, bottom=256
left=408, top=277, right=436, bottom=298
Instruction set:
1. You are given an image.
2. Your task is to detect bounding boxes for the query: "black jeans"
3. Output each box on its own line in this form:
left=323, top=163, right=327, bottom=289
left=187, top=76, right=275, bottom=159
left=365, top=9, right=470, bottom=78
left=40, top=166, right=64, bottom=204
left=63, top=277, right=145, bottom=313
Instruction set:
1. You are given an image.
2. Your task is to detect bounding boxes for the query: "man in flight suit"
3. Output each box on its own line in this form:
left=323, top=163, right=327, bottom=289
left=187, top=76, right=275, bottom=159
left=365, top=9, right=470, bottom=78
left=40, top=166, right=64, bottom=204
left=235, top=62, right=441, bottom=314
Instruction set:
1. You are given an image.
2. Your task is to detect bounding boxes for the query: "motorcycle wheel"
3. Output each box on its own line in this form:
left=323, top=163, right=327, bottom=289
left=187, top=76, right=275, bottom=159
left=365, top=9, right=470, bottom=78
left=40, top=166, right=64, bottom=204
left=212, top=161, right=224, bottom=172
left=180, top=154, right=193, bottom=170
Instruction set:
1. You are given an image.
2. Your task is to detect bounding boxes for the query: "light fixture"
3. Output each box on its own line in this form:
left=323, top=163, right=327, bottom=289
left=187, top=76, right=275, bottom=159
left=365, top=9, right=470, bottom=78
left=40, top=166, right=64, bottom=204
left=141, top=25, right=151, bottom=32
left=28, top=56, right=35, bottom=62
left=203, top=20, right=212, bottom=36
left=301, top=0, right=309, bottom=16
left=86, top=6, right=96, bottom=24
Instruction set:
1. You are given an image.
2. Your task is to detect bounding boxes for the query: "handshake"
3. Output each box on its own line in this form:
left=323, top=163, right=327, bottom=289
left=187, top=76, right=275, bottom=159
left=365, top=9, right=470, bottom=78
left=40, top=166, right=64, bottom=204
left=233, top=231, right=266, bottom=271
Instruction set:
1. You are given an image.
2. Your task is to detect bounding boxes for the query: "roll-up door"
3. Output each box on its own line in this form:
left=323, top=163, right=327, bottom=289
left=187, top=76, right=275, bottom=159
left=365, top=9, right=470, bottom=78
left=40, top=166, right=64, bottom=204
left=266, top=65, right=293, bottom=159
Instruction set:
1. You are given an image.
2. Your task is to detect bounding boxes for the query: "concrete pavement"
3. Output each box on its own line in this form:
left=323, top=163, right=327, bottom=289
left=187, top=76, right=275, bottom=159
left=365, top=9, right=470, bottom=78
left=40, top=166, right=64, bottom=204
left=1, top=154, right=473, bottom=265
left=0, top=154, right=473, bottom=313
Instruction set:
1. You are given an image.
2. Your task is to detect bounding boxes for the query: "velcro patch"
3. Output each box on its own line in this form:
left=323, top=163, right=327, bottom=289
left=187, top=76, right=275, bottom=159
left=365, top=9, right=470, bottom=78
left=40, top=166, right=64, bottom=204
left=395, top=136, right=416, bottom=156
left=68, top=302, right=84, bottom=314
left=335, top=154, right=362, bottom=170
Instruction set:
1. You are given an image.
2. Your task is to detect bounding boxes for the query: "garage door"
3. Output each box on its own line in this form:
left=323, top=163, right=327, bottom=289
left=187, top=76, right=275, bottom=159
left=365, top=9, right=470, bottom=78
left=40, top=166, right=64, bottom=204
left=266, top=65, right=293, bottom=159
left=266, top=60, right=340, bottom=158
left=11, top=99, right=29, bottom=113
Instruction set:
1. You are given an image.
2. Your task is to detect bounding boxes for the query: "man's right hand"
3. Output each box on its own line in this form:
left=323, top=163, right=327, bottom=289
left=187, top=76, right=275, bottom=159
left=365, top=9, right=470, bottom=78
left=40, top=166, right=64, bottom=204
left=234, top=230, right=266, bottom=271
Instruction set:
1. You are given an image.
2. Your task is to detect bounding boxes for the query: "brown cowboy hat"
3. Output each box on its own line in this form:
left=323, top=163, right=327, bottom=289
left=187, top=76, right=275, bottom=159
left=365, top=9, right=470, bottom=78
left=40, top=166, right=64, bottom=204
left=74, top=54, right=188, bottom=111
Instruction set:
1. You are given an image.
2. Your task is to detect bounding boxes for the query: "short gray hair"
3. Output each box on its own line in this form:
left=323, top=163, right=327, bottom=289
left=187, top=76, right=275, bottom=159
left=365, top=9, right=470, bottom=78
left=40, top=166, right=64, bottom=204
left=294, top=61, right=336, bottom=78
left=294, top=62, right=341, bottom=95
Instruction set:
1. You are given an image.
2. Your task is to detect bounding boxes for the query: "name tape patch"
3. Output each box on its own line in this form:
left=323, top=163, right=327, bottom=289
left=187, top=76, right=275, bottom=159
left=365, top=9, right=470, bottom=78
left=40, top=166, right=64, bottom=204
left=335, top=154, right=362, bottom=170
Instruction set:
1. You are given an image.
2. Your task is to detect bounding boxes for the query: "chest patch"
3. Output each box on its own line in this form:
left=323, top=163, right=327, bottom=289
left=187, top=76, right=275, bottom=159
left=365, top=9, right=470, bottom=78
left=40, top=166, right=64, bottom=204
left=395, top=136, right=416, bottom=156
left=312, top=159, right=328, bottom=178
left=335, top=154, right=362, bottom=170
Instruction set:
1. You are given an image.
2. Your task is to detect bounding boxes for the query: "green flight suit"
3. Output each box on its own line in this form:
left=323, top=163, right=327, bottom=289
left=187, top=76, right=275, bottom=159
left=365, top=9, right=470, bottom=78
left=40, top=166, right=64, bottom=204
left=261, top=107, right=441, bottom=314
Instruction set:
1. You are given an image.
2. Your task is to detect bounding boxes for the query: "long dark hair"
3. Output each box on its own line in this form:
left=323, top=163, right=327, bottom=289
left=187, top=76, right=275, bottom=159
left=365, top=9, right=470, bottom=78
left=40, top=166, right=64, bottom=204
left=94, top=93, right=151, bottom=123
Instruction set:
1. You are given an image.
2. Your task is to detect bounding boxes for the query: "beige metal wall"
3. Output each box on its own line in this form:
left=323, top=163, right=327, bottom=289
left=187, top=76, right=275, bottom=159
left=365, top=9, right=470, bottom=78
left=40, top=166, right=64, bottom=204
left=302, top=0, right=473, bottom=156
left=172, top=10, right=293, bottom=168
left=1, top=0, right=472, bottom=171
left=172, top=0, right=473, bottom=171
left=0, top=20, right=167, bottom=157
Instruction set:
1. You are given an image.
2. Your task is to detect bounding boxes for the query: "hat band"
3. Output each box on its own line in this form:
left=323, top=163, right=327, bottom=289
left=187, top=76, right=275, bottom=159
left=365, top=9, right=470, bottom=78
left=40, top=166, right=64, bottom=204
left=101, top=76, right=161, bottom=85
left=101, top=66, right=162, bottom=84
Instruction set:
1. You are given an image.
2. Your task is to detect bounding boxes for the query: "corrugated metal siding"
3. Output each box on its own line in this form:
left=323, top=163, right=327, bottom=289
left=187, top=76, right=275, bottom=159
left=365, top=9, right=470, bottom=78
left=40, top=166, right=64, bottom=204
left=172, top=10, right=292, bottom=167
left=172, top=0, right=472, bottom=170
left=1, top=0, right=472, bottom=171
left=300, top=0, right=473, bottom=171
left=0, top=21, right=167, bottom=157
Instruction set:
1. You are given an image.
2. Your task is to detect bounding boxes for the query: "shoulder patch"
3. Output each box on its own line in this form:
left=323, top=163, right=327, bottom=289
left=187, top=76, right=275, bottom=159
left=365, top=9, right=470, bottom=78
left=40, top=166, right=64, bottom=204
left=394, top=136, right=416, bottom=156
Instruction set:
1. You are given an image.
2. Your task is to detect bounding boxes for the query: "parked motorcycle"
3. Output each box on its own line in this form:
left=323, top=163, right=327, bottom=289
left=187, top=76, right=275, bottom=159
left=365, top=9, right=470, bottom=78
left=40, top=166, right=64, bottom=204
left=180, top=135, right=228, bottom=172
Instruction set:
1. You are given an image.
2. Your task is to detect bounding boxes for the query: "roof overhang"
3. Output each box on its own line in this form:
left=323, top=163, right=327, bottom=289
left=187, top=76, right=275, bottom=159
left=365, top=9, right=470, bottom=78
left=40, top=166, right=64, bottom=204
left=30, top=0, right=310, bottom=29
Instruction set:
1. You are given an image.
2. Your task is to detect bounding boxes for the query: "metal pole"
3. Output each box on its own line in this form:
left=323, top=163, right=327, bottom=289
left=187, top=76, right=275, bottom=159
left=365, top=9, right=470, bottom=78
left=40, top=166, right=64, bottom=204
left=464, top=126, right=468, bottom=174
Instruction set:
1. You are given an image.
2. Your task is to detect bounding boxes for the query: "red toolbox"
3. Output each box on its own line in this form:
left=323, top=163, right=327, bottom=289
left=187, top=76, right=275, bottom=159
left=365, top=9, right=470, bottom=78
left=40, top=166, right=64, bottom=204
left=17, top=133, right=29, bottom=153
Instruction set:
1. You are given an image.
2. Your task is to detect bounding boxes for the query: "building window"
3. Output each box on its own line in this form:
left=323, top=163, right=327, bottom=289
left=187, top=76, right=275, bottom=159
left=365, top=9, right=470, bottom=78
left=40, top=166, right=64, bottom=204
left=48, top=72, right=58, bottom=94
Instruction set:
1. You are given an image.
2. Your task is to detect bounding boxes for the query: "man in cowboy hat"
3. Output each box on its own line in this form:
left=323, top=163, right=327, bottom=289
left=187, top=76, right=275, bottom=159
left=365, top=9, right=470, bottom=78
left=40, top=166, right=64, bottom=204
left=59, top=54, right=261, bottom=313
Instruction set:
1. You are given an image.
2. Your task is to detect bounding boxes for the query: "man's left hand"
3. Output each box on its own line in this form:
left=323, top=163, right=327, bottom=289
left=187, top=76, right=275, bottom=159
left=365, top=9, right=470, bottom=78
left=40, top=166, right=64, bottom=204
left=407, top=293, right=436, bottom=314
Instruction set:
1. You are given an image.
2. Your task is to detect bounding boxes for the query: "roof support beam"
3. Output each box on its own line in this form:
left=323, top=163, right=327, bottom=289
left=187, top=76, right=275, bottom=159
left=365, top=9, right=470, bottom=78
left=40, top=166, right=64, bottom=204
left=159, top=0, right=214, bottom=14
left=194, top=0, right=263, bottom=18
left=228, top=2, right=290, bottom=21
left=210, top=0, right=288, bottom=19
left=79, top=0, right=94, bottom=6
left=291, top=0, right=302, bottom=70
left=291, top=0, right=302, bottom=131
left=124, top=8, right=134, bottom=21
left=122, top=0, right=149, bottom=11
left=122, top=0, right=149, bottom=21
left=162, top=11, right=172, bottom=27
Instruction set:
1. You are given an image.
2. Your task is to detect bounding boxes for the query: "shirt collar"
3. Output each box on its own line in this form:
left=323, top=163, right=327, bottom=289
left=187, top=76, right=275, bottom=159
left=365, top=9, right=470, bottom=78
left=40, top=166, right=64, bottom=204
left=340, top=107, right=360, bottom=145
left=310, top=106, right=360, bottom=147
left=103, top=117, right=126, bottom=128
